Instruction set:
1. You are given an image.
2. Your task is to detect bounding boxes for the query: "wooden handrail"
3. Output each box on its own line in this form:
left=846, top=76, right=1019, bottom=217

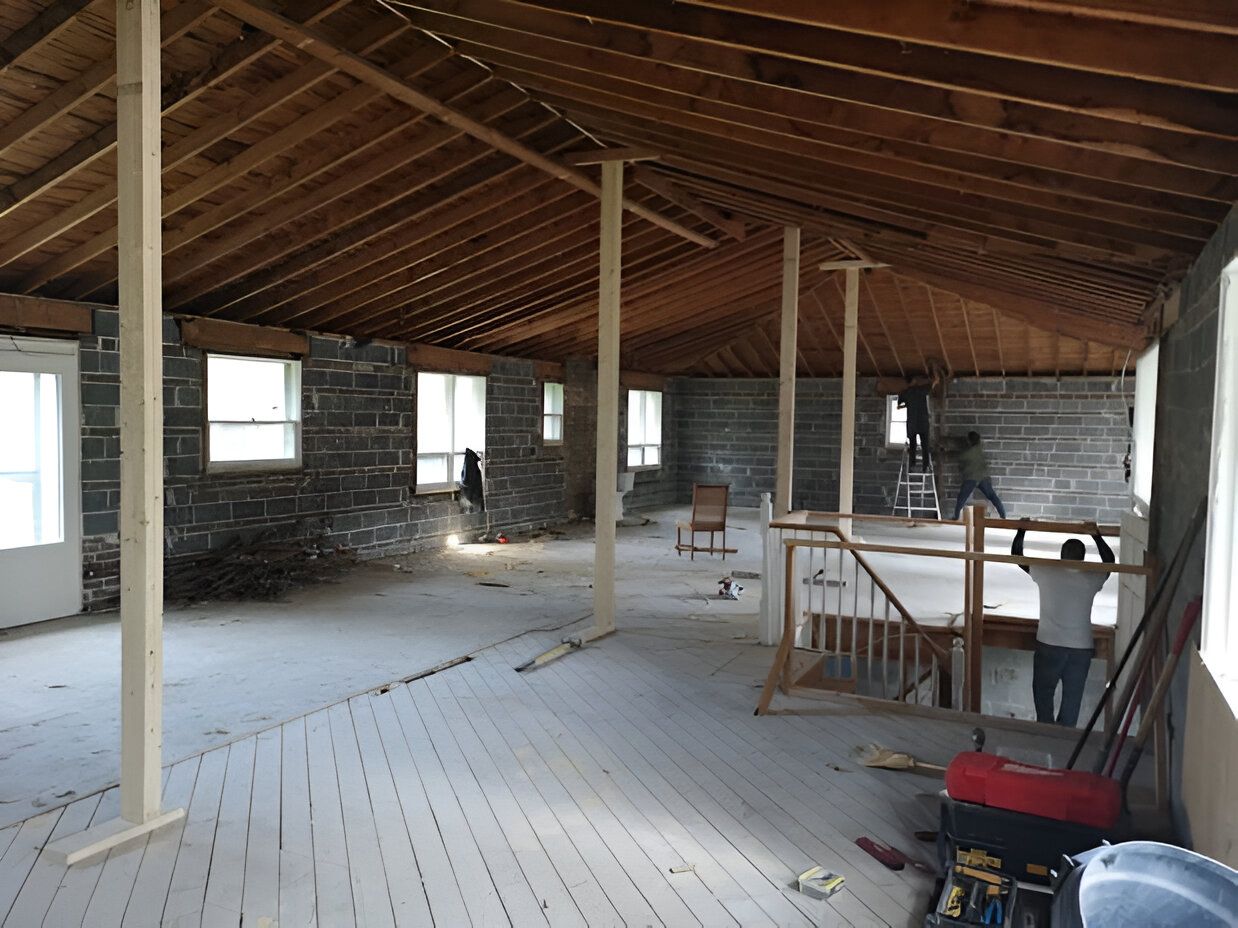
left=785, top=537, right=1151, bottom=575
left=772, top=509, right=1121, bottom=536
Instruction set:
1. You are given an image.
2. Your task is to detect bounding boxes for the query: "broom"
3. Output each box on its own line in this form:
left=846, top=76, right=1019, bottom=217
left=859, top=744, right=947, bottom=774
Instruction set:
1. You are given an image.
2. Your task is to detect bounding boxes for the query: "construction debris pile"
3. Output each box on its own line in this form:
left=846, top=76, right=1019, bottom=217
left=165, top=528, right=356, bottom=604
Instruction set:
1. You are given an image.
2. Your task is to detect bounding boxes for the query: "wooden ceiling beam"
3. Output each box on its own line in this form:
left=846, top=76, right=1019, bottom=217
left=209, top=0, right=716, bottom=248
left=403, top=4, right=1237, bottom=176
left=651, top=154, right=1180, bottom=266
left=438, top=31, right=1236, bottom=209
left=255, top=181, right=579, bottom=328
left=578, top=112, right=1209, bottom=253
left=631, top=166, right=745, bottom=242
left=170, top=122, right=576, bottom=315
left=303, top=195, right=601, bottom=332
left=562, top=145, right=661, bottom=164
left=681, top=0, right=1237, bottom=89
left=24, top=41, right=456, bottom=294
left=543, top=86, right=1222, bottom=238
left=487, top=0, right=1236, bottom=136
left=0, top=1, right=212, bottom=163
left=984, top=1, right=1238, bottom=34
left=0, top=0, right=98, bottom=79
left=0, top=0, right=381, bottom=267
left=865, top=250, right=1149, bottom=349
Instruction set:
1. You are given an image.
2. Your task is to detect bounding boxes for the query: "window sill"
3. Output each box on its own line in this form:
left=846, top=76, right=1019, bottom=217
left=205, top=459, right=302, bottom=475
left=415, top=483, right=459, bottom=497
left=543, top=439, right=563, bottom=448
left=628, top=464, right=660, bottom=473
left=1199, top=649, right=1238, bottom=721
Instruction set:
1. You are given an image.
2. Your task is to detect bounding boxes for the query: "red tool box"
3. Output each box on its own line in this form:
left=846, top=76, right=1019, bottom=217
left=945, top=752, right=1120, bottom=830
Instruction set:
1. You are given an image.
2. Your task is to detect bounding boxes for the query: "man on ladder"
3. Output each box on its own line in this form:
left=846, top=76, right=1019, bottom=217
left=897, top=376, right=935, bottom=472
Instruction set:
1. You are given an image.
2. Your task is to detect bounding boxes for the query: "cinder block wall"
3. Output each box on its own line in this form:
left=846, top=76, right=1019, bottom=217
left=1150, top=207, right=1237, bottom=857
left=78, top=310, right=565, bottom=608
left=672, top=375, right=1133, bottom=521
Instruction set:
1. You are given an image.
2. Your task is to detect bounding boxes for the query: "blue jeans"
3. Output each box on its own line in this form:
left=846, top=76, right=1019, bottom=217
left=952, top=478, right=1007, bottom=519
left=1033, top=642, right=1094, bottom=726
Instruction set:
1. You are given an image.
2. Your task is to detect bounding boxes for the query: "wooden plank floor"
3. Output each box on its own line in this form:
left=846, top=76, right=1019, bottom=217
left=0, top=620, right=1091, bottom=927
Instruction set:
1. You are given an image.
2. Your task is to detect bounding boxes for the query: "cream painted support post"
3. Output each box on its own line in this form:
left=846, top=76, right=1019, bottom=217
left=48, top=0, right=184, bottom=865
left=592, top=160, right=623, bottom=638
left=775, top=226, right=800, bottom=514
left=839, top=267, right=860, bottom=537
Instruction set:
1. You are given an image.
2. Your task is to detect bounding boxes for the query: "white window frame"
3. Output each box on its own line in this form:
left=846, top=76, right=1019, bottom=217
left=205, top=353, right=302, bottom=473
left=627, top=389, right=662, bottom=470
left=416, top=371, right=486, bottom=493
left=1201, top=258, right=1238, bottom=714
left=1131, top=342, right=1159, bottom=516
left=884, top=394, right=908, bottom=448
left=543, top=381, right=564, bottom=445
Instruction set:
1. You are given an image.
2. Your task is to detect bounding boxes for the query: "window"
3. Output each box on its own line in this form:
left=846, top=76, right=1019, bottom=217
left=0, top=370, right=63, bottom=549
left=417, top=372, right=485, bottom=491
left=1202, top=258, right=1238, bottom=710
left=627, top=389, right=661, bottom=468
left=1131, top=343, right=1159, bottom=514
left=885, top=394, right=907, bottom=447
left=543, top=382, right=563, bottom=443
left=206, top=354, right=301, bottom=471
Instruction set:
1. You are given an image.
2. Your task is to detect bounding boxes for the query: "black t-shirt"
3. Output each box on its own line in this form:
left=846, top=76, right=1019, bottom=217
left=898, top=385, right=931, bottom=429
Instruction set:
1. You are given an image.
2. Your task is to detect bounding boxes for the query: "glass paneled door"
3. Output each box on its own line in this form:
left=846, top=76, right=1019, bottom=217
left=0, top=337, right=81, bottom=627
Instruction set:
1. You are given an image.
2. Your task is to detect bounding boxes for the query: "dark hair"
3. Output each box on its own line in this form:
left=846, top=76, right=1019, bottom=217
left=1061, top=538, right=1086, bottom=561
left=967, top=431, right=981, bottom=445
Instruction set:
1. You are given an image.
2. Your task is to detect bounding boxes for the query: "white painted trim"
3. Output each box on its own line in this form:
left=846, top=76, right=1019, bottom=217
left=1201, top=259, right=1238, bottom=715
left=839, top=267, right=859, bottom=537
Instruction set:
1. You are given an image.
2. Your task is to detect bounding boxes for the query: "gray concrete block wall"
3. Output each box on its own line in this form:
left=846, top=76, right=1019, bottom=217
left=1148, top=206, right=1237, bottom=844
left=78, top=310, right=566, bottom=609
left=673, top=375, right=1133, bottom=522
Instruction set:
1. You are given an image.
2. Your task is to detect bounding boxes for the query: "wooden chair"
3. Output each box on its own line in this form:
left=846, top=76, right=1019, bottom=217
left=676, top=484, right=734, bottom=560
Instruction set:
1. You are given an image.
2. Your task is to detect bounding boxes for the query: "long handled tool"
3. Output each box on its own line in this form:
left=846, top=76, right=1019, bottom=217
left=1118, top=597, right=1202, bottom=795
left=1066, top=499, right=1205, bottom=770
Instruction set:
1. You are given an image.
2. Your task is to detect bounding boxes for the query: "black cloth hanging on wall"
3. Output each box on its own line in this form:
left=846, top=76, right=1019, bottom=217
left=460, top=448, right=485, bottom=512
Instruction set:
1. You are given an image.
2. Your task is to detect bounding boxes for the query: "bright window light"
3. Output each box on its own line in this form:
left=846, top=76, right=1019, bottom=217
left=1131, top=342, right=1159, bottom=515
left=543, top=381, right=564, bottom=443
left=0, top=370, right=63, bottom=549
left=207, top=354, right=301, bottom=471
left=417, top=372, right=486, bottom=491
left=627, top=389, right=662, bottom=468
left=885, top=395, right=907, bottom=447
left=1202, top=258, right=1238, bottom=712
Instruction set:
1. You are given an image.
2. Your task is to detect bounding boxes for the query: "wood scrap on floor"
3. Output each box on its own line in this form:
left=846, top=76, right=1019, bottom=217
left=165, top=528, right=355, bottom=604
left=859, top=744, right=947, bottom=774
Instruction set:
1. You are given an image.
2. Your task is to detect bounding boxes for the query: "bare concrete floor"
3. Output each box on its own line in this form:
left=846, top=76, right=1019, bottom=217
left=0, top=506, right=1123, bottom=829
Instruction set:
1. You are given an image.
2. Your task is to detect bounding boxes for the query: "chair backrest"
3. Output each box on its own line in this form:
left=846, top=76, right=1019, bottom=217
left=691, top=484, right=729, bottom=530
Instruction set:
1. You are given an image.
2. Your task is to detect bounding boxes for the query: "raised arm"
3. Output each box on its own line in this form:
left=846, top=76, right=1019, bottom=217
left=1088, top=522, right=1115, bottom=564
left=1011, top=525, right=1031, bottom=574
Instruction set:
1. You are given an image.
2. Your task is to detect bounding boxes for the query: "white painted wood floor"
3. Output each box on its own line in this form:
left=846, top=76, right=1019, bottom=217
left=0, top=621, right=1081, bottom=928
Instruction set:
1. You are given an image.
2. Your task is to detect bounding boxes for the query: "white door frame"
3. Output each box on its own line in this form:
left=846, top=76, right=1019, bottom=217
left=0, top=335, right=82, bottom=628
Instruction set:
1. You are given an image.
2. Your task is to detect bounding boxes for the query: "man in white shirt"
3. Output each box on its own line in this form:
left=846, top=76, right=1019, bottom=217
left=1012, top=522, right=1115, bottom=726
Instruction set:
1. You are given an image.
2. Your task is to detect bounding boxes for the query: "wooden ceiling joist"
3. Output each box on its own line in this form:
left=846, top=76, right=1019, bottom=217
left=682, top=0, right=1237, bottom=90
left=0, top=0, right=97, bottom=79
left=632, top=166, right=745, bottom=242
left=493, top=0, right=1237, bottom=136
left=207, top=0, right=717, bottom=248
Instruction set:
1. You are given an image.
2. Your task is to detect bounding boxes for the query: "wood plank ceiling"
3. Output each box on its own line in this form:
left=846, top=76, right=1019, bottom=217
left=0, top=0, right=1232, bottom=377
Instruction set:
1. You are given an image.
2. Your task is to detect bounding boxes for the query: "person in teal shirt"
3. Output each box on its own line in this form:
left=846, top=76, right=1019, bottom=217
left=950, top=431, right=1007, bottom=519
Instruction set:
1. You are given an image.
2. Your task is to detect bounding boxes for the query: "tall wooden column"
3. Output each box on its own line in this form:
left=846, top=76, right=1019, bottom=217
left=839, top=267, right=859, bottom=534
left=775, top=226, right=800, bottom=514
left=593, top=160, right=622, bottom=636
left=49, top=0, right=184, bottom=864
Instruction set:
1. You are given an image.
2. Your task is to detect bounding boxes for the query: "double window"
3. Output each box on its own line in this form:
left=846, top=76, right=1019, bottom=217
left=627, top=389, right=662, bottom=468
left=206, top=354, right=301, bottom=471
left=543, top=382, right=564, bottom=443
left=417, top=372, right=485, bottom=491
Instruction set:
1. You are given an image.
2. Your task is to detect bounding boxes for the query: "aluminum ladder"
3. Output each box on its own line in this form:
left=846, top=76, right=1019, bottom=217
left=892, top=446, right=942, bottom=519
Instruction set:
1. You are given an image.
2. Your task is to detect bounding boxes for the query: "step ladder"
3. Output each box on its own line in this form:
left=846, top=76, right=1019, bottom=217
left=892, top=446, right=942, bottom=519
